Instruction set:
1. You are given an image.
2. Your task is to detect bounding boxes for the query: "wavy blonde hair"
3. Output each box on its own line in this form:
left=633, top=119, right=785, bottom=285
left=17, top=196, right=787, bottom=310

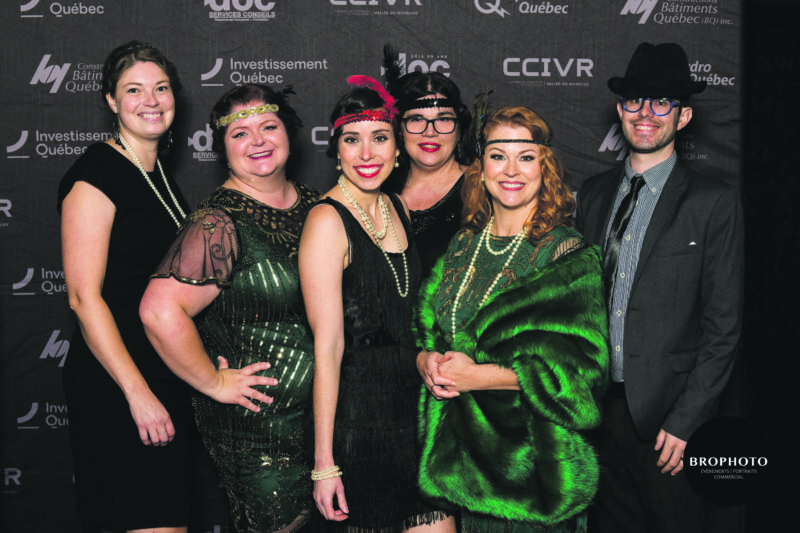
left=462, top=106, right=575, bottom=241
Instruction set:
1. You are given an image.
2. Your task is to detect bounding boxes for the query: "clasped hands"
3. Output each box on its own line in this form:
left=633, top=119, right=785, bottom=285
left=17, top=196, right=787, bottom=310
left=416, top=350, right=477, bottom=399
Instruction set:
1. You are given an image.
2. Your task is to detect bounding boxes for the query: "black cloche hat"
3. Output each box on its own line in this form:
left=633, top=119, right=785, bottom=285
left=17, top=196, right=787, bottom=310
left=607, top=42, right=707, bottom=98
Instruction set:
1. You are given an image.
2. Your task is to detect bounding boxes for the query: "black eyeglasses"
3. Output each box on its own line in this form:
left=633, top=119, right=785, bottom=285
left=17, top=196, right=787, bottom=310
left=402, top=116, right=457, bottom=134
left=619, top=97, right=681, bottom=117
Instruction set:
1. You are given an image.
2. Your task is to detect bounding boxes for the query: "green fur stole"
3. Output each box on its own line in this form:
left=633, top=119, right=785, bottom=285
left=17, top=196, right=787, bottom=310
left=415, top=245, right=609, bottom=526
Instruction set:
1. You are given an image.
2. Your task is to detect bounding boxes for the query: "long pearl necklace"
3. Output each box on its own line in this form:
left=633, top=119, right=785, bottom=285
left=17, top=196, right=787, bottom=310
left=337, top=175, right=409, bottom=298
left=451, top=216, right=526, bottom=337
left=117, top=133, right=186, bottom=227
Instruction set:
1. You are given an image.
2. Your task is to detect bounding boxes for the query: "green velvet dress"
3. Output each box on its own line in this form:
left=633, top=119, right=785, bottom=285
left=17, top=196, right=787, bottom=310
left=153, top=184, right=318, bottom=533
left=415, top=225, right=609, bottom=533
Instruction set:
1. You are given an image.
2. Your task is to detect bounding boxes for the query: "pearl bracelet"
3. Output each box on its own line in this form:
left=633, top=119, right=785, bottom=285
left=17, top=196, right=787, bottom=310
left=311, top=466, right=342, bottom=481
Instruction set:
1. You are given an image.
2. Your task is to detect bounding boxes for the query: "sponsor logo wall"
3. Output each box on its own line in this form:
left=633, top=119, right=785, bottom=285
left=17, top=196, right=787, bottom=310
left=1, top=1, right=742, bottom=531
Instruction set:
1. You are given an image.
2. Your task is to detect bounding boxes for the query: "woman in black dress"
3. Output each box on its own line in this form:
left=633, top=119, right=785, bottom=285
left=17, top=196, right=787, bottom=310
left=383, top=53, right=476, bottom=278
left=58, top=42, right=262, bottom=533
left=298, top=76, right=453, bottom=533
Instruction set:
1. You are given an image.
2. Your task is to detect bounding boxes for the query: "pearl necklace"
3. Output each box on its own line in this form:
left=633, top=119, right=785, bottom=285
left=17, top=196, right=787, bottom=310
left=117, top=133, right=186, bottom=227
left=450, top=216, right=526, bottom=337
left=337, top=175, right=409, bottom=298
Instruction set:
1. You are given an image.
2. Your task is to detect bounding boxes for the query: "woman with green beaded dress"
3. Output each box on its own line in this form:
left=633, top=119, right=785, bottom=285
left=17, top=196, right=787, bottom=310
left=140, top=84, right=318, bottom=533
left=415, top=106, right=610, bottom=533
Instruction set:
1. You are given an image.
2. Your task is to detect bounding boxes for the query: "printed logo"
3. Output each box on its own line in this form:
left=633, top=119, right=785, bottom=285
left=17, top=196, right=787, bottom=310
left=690, top=60, right=735, bottom=86
left=0, top=198, right=11, bottom=225
left=16, top=400, right=69, bottom=429
left=620, top=0, right=658, bottom=23
left=503, top=56, right=593, bottom=87
left=188, top=124, right=217, bottom=161
left=329, top=0, right=422, bottom=16
left=381, top=51, right=450, bottom=77
left=200, top=56, right=328, bottom=87
left=312, top=126, right=334, bottom=147
left=17, top=403, right=39, bottom=429
left=30, top=55, right=71, bottom=93
left=6, top=131, right=29, bottom=159
left=3, top=467, right=22, bottom=488
left=41, top=330, right=70, bottom=368
left=475, top=0, right=569, bottom=17
left=7, top=128, right=110, bottom=159
left=19, top=0, right=106, bottom=18
left=204, top=0, right=276, bottom=21
left=598, top=124, right=628, bottom=161
left=620, top=0, right=729, bottom=26
left=30, top=55, right=103, bottom=94
left=201, top=58, right=225, bottom=87
left=12, top=267, right=69, bottom=295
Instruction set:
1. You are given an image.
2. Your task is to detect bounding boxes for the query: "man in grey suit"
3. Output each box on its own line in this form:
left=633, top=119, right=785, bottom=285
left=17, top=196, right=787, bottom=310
left=577, top=42, right=744, bottom=533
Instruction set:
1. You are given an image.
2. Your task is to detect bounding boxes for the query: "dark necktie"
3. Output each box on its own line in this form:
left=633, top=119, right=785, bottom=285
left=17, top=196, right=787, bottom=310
left=602, top=174, right=646, bottom=307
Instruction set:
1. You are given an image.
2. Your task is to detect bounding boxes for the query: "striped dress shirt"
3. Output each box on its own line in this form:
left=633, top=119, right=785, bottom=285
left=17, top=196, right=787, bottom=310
left=604, top=153, right=677, bottom=382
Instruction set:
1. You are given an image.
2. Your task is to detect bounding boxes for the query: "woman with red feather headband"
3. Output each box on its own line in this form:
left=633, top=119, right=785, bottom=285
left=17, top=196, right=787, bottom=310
left=299, top=76, right=454, bottom=533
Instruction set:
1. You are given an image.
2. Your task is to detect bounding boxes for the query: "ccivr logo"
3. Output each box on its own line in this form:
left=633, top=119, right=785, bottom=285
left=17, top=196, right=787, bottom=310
left=503, top=57, right=593, bottom=77
left=30, top=55, right=71, bottom=93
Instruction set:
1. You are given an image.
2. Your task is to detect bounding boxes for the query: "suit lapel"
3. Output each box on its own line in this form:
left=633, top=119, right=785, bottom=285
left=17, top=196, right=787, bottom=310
left=630, top=162, right=689, bottom=294
left=593, top=169, right=625, bottom=247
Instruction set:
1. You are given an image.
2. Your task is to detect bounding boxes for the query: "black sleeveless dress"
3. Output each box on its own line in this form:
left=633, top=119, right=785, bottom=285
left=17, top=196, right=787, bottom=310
left=319, top=195, right=445, bottom=533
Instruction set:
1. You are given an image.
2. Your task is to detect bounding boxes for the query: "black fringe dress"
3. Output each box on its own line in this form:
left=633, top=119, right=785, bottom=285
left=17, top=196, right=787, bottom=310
left=319, top=195, right=446, bottom=533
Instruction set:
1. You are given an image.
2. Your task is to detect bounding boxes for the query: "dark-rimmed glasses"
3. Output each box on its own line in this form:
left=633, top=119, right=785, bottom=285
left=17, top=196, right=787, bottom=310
left=402, top=116, right=457, bottom=134
left=619, top=97, right=681, bottom=117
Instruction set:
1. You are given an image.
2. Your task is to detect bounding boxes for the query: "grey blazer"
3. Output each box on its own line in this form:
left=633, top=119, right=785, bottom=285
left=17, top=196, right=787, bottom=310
left=576, top=161, right=744, bottom=441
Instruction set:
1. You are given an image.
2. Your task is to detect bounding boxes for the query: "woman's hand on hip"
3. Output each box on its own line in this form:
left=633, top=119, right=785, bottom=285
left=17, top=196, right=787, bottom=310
left=210, top=356, right=279, bottom=412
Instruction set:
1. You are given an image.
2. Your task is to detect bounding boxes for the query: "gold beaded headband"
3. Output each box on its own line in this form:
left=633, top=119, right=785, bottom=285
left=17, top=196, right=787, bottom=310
left=215, top=103, right=280, bottom=129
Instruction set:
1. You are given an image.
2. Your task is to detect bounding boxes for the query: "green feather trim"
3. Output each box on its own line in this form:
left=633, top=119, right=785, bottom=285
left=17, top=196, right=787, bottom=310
left=415, top=246, right=609, bottom=525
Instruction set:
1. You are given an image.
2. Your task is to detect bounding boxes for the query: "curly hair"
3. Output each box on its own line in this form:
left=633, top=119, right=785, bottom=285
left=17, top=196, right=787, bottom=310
left=462, top=106, right=575, bottom=241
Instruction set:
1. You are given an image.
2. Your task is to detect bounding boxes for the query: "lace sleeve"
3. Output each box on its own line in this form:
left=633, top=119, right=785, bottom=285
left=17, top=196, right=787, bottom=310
left=152, top=207, right=239, bottom=287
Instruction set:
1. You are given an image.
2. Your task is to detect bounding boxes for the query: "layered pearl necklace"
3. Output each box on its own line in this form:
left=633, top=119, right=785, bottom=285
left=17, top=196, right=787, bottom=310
left=337, top=175, right=409, bottom=298
left=451, top=216, right=527, bottom=337
left=117, top=132, right=186, bottom=227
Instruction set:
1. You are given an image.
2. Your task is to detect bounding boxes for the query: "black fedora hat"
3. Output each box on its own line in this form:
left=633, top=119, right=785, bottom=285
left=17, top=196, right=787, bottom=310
left=608, top=42, right=707, bottom=97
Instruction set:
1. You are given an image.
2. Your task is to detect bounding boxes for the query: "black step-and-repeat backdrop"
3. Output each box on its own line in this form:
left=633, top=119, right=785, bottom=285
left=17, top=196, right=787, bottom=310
left=2, top=1, right=741, bottom=531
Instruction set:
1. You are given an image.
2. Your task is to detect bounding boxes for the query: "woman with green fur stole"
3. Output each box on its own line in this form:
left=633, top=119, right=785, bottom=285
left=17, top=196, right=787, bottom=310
left=415, top=106, right=609, bottom=533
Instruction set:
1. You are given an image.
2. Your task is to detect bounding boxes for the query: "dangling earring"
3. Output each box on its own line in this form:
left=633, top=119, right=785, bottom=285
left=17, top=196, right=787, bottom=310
left=112, top=115, right=122, bottom=146
left=336, top=158, right=342, bottom=171
left=394, top=159, right=400, bottom=168
left=480, top=173, right=485, bottom=183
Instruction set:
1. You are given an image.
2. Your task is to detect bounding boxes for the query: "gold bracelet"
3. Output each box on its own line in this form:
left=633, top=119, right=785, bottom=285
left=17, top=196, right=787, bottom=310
left=311, top=466, right=342, bottom=481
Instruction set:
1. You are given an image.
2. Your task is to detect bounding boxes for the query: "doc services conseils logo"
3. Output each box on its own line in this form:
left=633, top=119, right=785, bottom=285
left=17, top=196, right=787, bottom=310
left=204, top=0, right=276, bottom=21
left=20, top=0, right=106, bottom=18
left=474, top=0, right=569, bottom=18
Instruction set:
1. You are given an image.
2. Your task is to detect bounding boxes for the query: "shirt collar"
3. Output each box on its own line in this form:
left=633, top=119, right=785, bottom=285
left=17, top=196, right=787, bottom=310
left=623, top=152, right=676, bottom=193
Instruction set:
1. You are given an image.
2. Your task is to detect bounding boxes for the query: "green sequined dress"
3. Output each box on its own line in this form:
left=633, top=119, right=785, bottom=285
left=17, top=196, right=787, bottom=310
left=154, top=184, right=318, bottom=533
